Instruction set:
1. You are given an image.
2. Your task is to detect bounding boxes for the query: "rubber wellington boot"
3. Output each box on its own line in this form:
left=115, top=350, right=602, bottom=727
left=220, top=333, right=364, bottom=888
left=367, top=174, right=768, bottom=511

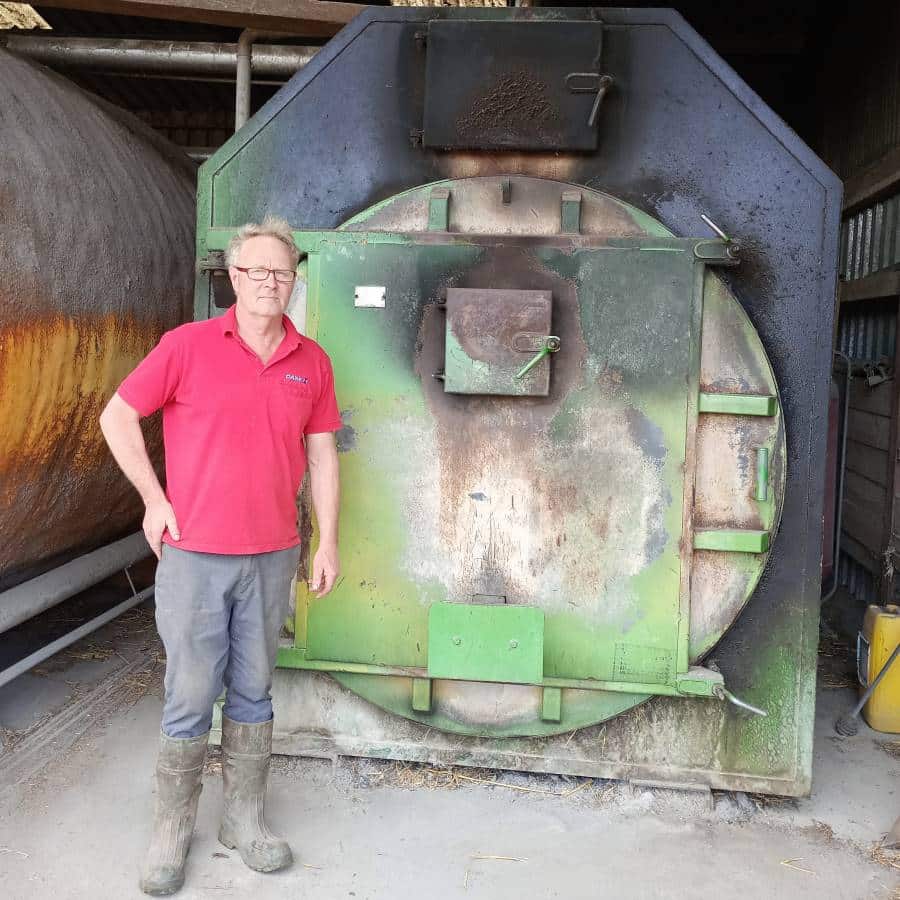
left=218, top=715, right=292, bottom=872
left=139, top=730, right=209, bottom=896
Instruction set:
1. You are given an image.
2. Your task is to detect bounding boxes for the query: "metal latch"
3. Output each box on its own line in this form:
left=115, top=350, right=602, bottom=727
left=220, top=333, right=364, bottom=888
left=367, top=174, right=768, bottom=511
left=565, top=72, right=614, bottom=127
left=515, top=336, right=561, bottom=380
left=694, top=214, right=741, bottom=265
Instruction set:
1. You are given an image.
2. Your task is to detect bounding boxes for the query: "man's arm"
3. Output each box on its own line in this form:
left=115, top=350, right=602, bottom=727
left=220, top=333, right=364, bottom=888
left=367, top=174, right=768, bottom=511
left=306, top=431, right=340, bottom=597
left=99, top=392, right=180, bottom=559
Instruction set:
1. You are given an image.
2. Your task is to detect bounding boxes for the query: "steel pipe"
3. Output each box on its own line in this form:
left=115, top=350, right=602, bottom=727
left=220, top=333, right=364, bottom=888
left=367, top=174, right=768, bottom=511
left=236, top=30, right=292, bottom=130
left=0, top=586, right=154, bottom=690
left=1, top=35, right=316, bottom=80
left=0, top=532, right=151, bottom=634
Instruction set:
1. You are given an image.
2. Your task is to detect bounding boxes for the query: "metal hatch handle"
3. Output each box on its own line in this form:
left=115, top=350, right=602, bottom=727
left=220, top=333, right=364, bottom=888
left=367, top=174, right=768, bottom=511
left=515, top=335, right=561, bottom=380
left=565, top=72, right=614, bottom=127
left=714, top=685, right=768, bottom=717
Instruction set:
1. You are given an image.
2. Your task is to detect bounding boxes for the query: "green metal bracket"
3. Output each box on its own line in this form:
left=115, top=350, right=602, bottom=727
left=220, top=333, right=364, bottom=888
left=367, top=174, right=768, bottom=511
left=756, top=447, right=770, bottom=502
left=412, top=678, right=433, bottom=713
left=541, top=687, right=563, bottom=722
left=698, top=392, right=778, bottom=416
left=428, top=188, right=450, bottom=232
left=693, top=529, right=771, bottom=553
left=427, top=603, right=544, bottom=684
left=560, top=190, right=582, bottom=234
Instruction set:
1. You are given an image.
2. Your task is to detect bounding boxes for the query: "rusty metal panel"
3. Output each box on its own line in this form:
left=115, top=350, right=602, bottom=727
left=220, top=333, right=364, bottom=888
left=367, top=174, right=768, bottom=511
left=443, top=287, right=553, bottom=396
left=422, top=21, right=605, bottom=151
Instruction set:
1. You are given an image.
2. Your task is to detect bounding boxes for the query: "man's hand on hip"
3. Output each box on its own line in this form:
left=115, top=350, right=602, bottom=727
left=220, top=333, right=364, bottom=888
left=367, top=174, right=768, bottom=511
left=310, top=542, right=339, bottom=597
left=143, top=499, right=181, bottom=559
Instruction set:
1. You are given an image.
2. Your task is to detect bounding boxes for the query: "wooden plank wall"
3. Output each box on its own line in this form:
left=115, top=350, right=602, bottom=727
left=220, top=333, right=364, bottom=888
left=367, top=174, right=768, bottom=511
left=842, top=376, right=894, bottom=571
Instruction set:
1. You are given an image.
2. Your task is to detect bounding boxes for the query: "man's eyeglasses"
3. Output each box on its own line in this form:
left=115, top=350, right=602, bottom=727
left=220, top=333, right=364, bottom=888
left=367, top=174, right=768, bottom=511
left=234, top=266, right=296, bottom=283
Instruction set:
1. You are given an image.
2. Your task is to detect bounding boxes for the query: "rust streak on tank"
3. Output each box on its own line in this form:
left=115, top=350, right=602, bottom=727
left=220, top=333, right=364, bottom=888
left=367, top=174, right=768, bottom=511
left=0, top=313, right=156, bottom=475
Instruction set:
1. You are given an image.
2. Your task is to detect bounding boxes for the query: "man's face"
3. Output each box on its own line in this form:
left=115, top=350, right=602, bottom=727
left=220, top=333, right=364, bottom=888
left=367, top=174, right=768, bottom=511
left=229, top=235, right=296, bottom=322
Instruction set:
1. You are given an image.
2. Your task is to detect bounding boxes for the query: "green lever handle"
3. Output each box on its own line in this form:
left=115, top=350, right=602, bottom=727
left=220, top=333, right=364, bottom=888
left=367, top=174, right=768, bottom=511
left=515, top=336, right=561, bottom=380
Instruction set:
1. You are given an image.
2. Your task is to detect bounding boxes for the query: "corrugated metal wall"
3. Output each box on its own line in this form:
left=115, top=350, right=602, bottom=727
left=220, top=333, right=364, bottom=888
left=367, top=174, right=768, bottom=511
left=836, top=549, right=877, bottom=604
left=837, top=298, right=898, bottom=360
left=840, top=192, right=900, bottom=282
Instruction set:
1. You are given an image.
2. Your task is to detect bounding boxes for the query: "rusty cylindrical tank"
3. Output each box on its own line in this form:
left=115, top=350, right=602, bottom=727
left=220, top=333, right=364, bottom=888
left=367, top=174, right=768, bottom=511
left=0, top=50, right=195, bottom=593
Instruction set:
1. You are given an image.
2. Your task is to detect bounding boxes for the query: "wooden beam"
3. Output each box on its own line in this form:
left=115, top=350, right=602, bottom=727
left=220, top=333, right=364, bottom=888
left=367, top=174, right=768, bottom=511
left=843, top=145, right=900, bottom=214
left=33, top=0, right=365, bottom=36
left=840, top=271, right=900, bottom=304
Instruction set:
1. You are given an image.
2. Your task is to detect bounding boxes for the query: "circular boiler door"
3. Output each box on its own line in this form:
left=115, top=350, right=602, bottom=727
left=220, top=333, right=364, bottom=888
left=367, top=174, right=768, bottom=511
left=295, top=175, right=785, bottom=737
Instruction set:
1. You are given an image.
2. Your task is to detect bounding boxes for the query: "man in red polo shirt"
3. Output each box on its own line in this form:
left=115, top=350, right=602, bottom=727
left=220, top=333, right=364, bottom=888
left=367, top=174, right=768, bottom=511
left=100, top=216, right=341, bottom=896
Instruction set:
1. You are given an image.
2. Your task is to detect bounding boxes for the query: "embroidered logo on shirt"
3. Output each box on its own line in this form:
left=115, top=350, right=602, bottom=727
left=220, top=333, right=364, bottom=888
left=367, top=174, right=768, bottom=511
left=284, top=373, right=310, bottom=385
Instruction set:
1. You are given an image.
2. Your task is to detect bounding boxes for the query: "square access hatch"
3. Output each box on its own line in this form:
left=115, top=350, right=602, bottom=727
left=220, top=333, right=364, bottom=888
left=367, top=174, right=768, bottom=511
left=444, top=287, right=554, bottom=396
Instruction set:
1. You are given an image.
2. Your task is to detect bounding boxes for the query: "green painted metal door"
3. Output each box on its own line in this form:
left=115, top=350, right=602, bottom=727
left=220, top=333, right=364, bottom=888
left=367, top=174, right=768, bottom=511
left=304, top=236, right=699, bottom=690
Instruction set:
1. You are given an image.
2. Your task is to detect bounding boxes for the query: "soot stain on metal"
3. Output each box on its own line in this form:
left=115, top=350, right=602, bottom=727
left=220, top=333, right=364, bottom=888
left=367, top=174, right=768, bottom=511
left=623, top=405, right=667, bottom=464
left=456, top=69, right=563, bottom=144
left=413, top=247, right=588, bottom=602
left=622, top=406, right=670, bottom=565
left=336, top=409, right=357, bottom=453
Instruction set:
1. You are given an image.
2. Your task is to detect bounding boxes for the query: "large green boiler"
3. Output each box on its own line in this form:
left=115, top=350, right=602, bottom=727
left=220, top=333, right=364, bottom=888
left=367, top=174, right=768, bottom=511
left=197, top=8, right=841, bottom=795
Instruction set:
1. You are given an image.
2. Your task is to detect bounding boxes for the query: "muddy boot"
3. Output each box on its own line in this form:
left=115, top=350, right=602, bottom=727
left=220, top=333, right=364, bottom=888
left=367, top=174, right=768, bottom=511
left=218, top=715, right=292, bottom=872
left=139, top=731, right=209, bottom=896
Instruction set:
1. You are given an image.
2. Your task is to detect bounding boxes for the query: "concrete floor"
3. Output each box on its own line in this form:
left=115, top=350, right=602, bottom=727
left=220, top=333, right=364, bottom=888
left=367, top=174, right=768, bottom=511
left=0, top=602, right=899, bottom=900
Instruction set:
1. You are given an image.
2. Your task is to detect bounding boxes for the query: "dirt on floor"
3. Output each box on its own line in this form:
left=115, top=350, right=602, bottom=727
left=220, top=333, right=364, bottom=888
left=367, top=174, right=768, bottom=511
left=0, top=600, right=898, bottom=900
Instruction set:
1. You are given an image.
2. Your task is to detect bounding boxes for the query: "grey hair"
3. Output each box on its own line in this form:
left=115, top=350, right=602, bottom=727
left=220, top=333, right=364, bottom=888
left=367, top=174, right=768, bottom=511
left=226, top=215, right=301, bottom=268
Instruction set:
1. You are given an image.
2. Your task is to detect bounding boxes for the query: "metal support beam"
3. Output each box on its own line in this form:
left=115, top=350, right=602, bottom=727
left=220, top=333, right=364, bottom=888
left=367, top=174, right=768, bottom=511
left=0, top=532, right=151, bottom=634
left=25, top=0, right=363, bottom=36
left=0, top=586, right=154, bottom=690
left=1, top=36, right=316, bottom=81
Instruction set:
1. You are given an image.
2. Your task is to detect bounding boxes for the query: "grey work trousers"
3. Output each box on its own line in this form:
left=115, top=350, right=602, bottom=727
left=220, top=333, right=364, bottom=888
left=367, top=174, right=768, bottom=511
left=154, top=544, right=300, bottom=738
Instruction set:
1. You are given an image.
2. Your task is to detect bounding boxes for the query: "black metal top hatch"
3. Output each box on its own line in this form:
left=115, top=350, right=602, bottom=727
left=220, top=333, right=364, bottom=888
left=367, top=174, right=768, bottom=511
left=422, top=21, right=607, bottom=151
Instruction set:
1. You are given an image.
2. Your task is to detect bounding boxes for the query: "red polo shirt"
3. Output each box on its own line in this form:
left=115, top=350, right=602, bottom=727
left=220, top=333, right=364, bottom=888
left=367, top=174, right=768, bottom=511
left=117, top=305, right=342, bottom=554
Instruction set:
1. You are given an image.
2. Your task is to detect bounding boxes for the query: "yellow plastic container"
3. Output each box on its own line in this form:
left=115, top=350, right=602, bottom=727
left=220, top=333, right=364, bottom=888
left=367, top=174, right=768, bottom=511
left=860, top=604, right=900, bottom=733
